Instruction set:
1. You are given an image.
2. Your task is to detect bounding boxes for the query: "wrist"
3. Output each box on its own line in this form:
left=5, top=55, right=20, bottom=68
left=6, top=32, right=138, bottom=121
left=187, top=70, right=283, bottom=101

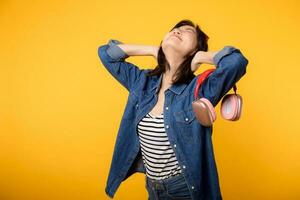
left=199, top=51, right=217, bottom=65
left=206, top=51, right=218, bottom=65
left=151, top=46, right=159, bottom=57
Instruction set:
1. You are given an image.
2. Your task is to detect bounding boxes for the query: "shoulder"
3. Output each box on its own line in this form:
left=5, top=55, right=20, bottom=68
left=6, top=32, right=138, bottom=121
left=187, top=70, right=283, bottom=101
left=129, top=68, right=156, bottom=92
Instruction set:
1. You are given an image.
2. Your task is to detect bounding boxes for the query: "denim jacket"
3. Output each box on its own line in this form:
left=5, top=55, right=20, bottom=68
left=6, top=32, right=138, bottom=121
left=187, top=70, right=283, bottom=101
left=97, top=39, right=249, bottom=200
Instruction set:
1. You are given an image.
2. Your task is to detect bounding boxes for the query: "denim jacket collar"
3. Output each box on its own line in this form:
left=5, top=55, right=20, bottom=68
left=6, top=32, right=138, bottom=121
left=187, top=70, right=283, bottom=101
left=150, top=73, right=188, bottom=95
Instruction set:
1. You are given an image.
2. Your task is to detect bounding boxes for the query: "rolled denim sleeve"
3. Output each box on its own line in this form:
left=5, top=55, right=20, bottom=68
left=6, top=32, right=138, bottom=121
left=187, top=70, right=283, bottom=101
left=106, top=39, right=130, bottom=61
left=97, top=39, right=144, bottom=92
left=198, top=45, right=249, bottom=106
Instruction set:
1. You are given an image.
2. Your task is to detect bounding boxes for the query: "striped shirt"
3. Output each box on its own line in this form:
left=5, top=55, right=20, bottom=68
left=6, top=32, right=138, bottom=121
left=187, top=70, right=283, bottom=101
left=137, top=112, right=182, bottom=180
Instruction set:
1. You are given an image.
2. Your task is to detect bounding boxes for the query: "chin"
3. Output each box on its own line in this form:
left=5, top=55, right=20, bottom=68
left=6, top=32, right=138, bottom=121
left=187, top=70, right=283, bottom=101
left=162, top=42, right=179, bottom=52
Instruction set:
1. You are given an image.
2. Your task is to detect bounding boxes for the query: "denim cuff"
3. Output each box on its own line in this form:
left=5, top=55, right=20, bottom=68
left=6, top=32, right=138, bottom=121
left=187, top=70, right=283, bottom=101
left=212, top=45, right=241, bottom=67
left=106, top=39, right=129, bottom=61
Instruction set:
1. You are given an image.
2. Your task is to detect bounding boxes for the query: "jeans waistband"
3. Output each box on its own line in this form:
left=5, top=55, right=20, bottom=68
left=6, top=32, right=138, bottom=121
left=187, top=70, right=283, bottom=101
left=146, top=172, right=184, bottom=187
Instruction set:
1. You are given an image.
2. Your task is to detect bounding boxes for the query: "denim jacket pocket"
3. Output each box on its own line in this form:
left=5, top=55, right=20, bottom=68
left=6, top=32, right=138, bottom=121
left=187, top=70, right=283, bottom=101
left=174, top=109, right=197, bottom=143
left=174, top=108, right=196, bottom=124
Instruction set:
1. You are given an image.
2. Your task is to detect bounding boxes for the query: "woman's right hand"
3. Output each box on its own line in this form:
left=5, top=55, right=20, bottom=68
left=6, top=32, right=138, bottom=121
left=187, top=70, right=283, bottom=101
left=151, top=46, right=159, bottom=60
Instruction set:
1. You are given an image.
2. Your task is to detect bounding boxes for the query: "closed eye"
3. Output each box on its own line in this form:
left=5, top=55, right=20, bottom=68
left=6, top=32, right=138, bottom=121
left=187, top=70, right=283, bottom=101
left=181, top=27, right=195, bottom=34
left=185, top=28, right=195, bottom=33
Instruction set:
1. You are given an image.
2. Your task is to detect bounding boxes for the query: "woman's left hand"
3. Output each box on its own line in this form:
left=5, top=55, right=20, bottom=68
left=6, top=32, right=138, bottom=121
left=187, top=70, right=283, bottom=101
left=191, top=50, right=219, bottom=72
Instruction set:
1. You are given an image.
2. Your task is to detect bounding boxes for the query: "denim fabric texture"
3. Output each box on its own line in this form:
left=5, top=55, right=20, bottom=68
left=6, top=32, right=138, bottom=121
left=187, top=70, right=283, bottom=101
left=97, top=39, right=249, bottom=200
left=145, top=173, right=193, bottom=200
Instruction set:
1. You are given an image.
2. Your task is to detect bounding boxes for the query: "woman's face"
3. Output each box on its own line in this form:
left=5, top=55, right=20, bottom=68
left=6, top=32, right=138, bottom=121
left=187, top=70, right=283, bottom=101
left=162, top=25, right=198, bottom=58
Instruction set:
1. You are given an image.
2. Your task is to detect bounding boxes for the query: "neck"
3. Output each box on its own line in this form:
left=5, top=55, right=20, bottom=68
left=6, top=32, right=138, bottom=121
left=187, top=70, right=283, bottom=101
left=163, top=48, right=185, bottom=86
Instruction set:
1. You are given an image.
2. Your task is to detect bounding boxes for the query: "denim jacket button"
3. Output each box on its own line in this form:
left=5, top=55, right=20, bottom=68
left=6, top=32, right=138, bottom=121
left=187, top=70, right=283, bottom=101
left=166, top=125, right=169, bottom=129
left=166, top=106, right=169, bottom=110
left=182, top=165, right=186, bottom=169
left=185, top=117, right=189, bottom=121
left=191, top=186, right=195, bottom=189
left=173, top=144, right=176, bottom=148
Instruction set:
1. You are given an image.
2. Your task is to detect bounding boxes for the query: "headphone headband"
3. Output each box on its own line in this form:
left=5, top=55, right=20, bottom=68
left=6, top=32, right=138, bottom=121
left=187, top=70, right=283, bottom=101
left=194, top=69, right=215, bottom=100
left=194, top=69, right=237, bottom=100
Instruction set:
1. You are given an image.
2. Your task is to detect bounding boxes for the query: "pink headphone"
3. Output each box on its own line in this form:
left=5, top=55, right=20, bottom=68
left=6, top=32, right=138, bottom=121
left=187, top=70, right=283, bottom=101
left=192, top=69, right=243, bottom=127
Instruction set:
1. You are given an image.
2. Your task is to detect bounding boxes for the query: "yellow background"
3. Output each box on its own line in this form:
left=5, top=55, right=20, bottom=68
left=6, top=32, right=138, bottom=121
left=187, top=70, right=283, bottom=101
left=1, top=0, right=300, bottom=199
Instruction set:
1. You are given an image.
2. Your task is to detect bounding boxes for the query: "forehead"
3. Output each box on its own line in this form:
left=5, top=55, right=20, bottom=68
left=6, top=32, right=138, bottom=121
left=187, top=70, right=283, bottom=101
left=180, top=25, right=195, bottom=29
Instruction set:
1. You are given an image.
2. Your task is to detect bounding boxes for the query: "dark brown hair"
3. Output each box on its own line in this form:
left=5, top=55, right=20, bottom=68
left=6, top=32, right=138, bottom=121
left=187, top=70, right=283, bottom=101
left=146, top=19, right=209, bottom=85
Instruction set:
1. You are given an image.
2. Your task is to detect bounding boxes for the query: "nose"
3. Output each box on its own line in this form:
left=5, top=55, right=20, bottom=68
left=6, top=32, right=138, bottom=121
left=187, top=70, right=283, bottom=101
left=173, top=28, right=181, bottom=35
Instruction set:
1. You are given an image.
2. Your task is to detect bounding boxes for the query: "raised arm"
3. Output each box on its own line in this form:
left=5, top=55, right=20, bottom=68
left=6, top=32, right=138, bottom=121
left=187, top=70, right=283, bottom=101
left=192, top=46, right=249, bottom=107
left=97, top=39, right=159, bottom=92
left=117, top=43, right=159, bottom=58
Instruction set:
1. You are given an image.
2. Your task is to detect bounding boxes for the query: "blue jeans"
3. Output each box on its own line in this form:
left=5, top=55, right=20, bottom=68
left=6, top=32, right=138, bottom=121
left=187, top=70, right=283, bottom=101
left=145, top=173, right=193, bottom=200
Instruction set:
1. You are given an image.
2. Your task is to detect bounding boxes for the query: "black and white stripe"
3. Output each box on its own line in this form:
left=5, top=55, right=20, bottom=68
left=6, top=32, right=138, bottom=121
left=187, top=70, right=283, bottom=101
left=137, top=112, right=182, bottom=180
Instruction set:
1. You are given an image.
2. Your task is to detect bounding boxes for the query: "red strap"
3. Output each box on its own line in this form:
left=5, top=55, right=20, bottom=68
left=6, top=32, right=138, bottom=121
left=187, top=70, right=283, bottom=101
left=194, top=69, right=215, bottom=100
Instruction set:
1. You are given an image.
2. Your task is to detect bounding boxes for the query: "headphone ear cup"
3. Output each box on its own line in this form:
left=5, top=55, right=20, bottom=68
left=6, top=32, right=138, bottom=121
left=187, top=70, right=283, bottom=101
left=234, top=94, right=243, bottom=120
left=220, top=94, right=243, bottom=121
left=199, top=98, right=216, bottom=122
left=192, top=98, right=216, bottom=127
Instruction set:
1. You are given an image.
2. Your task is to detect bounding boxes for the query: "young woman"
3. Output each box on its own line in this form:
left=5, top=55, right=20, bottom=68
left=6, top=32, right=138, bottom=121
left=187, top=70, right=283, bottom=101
left=98, top=19, right=248, bottom=200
